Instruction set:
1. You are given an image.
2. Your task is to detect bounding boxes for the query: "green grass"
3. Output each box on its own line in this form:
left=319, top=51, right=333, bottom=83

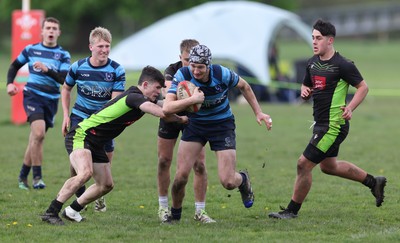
left=1, top=40, right=400, bottom=242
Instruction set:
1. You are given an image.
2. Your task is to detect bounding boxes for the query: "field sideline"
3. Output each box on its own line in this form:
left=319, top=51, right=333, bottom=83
left=1, top=40, right=400, bottom=242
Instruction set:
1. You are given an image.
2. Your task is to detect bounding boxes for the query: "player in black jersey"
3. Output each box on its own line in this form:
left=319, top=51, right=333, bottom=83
left=269, top=19, right=386, bottom=219
left=41, top=66, right=187, bottom=225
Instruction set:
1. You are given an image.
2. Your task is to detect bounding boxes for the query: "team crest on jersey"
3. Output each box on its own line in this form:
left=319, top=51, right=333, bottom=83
left=53, top=53, right=61, bottom=60
left=214, top=84, right=223, bottom=92
left=312, top=75, right=326, bottom=90
left=105, top=72, right=114, bottom=81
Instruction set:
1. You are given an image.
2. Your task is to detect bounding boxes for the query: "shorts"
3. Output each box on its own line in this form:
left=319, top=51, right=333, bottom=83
left=158, top=118, right=186, bottom=139
left=70, top=113, right=114, bottom=152
left=65, top=127, right=109, bottom=163
left=303, top=122, right=349, bottom=164
left=181, top=117, right=236, bottom=151
left=23, top=89, right=58, bottom=129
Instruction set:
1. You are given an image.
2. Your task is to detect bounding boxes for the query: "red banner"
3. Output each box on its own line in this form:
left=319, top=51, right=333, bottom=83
left=11, top=10, right=45, bottom=124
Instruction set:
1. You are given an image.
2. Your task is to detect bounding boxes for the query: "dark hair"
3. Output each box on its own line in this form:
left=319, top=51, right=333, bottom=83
left=313, top=19, right=336, bottom=37
left=42, top=17, right=60, bottom=28
left=138, top=65, right=165, bottom=87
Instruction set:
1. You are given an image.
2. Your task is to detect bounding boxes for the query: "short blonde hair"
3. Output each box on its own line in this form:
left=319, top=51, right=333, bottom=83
left=89, top=27, right=112, bottom=45
left=180, top=39, right=199, bottom=54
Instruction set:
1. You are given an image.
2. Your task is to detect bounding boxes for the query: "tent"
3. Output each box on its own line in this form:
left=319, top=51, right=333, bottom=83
left=110, top=1, right=311, bottom=85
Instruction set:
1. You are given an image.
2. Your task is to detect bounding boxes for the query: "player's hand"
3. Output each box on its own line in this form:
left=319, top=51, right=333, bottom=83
left=7, top=83, right=19, bottom=96
left=178, top=115, right=189, bottom=124
left=301, top=86, right=313, bottom=100
left=33, top=61, right=48, bottom=73
left=257, top=112, right=272, bottom=131
left=61, top=117, right=70, bottom=137
left=190, top=87, right=204, bottom=104
left=341, top=106, right=352, bottom=120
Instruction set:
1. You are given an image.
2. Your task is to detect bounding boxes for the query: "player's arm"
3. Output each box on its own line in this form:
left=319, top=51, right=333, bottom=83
left=61, top=83, right=73, bottom=136
left=139, top=101, right=187, bottom=123
left=6, top=59, right=24, bottom=96
left=236, top=77, right=272, bottom=130
left=33, top=61, right=67, bottom=84
left=341, top=80, right=368, bottom=120
left=162, top=88, right=203, bottom=115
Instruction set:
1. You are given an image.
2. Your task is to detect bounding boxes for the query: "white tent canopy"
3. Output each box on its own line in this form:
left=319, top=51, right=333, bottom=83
left=110, top=1, right=311, bottom=85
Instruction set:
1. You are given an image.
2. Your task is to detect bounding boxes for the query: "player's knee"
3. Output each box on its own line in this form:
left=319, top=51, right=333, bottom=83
left=158, top=156, right=172, bottom=170
left=31, top=130, right=45, bottom=142
left=102, top=182, right=114, bottom=193
left=172, top=175, right=189, bottom=191
left=76, top=172, right=92, bottom=186
left=220, top=177, right=236, bottom=190
left=320, top=165, right=334, bottom=175
left=296, top=157, right=312, bottom=174
left=193, top=160, right=206, bottom=175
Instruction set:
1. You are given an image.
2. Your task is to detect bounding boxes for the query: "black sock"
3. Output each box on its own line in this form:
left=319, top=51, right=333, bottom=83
left=75, top=185, right=86, bottom=198
left=70, top=199, right=84, bottom=212
left=362, top=174, right=376, bottom=188
left=287, top=200, right=302, bottom=215
left=171, top=207, right=182, bottom=220
left=32, top=166, right=42, bottom=180
left=239, top=172, right=247, bottom=189
left=19, top=164, right=31, bottom=180
left=46, top=199, right=63, bottom=214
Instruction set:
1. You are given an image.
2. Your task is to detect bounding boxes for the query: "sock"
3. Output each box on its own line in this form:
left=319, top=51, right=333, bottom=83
left=362, top=174, right=376, bottom=188
left=171, top=207, right=182, bottom=220
left=75, top=185, right=86, bottom=198
left=19, top=164, right=31, bottom=180
left=32, top=166, right=42, bottom=180
left=195, top=202, right=205, bottom=213
left=70, top=199, right=84, bottom=212
left=46, top=199, right=63, bottom=214
left=158, top=196, right=169, bottom=208
left=239, top=172, right=247, bottom=189
left=287, top=200, right=302, bottom=215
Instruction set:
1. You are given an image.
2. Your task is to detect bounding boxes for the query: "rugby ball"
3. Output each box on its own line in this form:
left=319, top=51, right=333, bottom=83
left=177, top=81, right=202, bottom=113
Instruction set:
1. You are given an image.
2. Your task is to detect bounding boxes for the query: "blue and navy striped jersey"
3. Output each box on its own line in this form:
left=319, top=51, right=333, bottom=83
left=17, top=42, right=71, bottom=99
left=169, top=64, right=239, bottom=121
left=65, top=57, right=126, bottom=119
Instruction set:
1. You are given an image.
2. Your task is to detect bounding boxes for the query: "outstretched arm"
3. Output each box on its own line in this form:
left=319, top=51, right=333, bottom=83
left=140, top=101, right=188, bottom=124
left=236, top=77, right=272, bottom=130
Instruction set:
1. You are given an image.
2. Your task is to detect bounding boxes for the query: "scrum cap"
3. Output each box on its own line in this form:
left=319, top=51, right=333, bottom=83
left=189, top=44, right=212, bottom=67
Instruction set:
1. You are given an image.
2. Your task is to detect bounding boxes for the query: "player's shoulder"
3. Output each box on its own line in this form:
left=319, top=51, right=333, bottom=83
left=108, top=58, right=124, bottom=70
left=165, top=61, right=182, bottom=76
left=334, top=52, right=356, bottom=67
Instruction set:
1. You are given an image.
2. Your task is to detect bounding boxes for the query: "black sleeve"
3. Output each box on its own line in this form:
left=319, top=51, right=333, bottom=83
left=7, top=60, right=24, bottom=85
left=46, top=69, right=68, bottom=85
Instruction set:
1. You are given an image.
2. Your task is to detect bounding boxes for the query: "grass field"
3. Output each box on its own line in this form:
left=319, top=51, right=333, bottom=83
left=0, top=40, right=400, bottom=242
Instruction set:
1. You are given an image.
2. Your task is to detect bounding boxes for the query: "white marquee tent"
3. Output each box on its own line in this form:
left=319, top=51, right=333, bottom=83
left=110, top=1, right=311, bottom=85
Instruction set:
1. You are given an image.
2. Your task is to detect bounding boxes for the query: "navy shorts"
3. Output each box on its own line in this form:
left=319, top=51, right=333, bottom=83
left=303, top=122, right=349, bottom=164
left=23, top=89, right=58, bottom=129
left=70, top=113, right=114, bottom=153
left=181, top=117, right=236, bottom=151
left=158, top=118, right=186, bottom=139
left=65, top=127, right=109, bottom=163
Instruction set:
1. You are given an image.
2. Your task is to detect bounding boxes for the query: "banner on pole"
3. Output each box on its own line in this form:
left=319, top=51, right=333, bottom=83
left=11, top=10, right=45, bottom=124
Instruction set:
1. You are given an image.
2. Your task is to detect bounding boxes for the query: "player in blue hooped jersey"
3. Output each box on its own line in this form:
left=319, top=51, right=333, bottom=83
left=163, top=44, right=273, bottom=222
left=6, top=17, right=71, bottom=190
left=61, top=26, right=125, bottom=213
